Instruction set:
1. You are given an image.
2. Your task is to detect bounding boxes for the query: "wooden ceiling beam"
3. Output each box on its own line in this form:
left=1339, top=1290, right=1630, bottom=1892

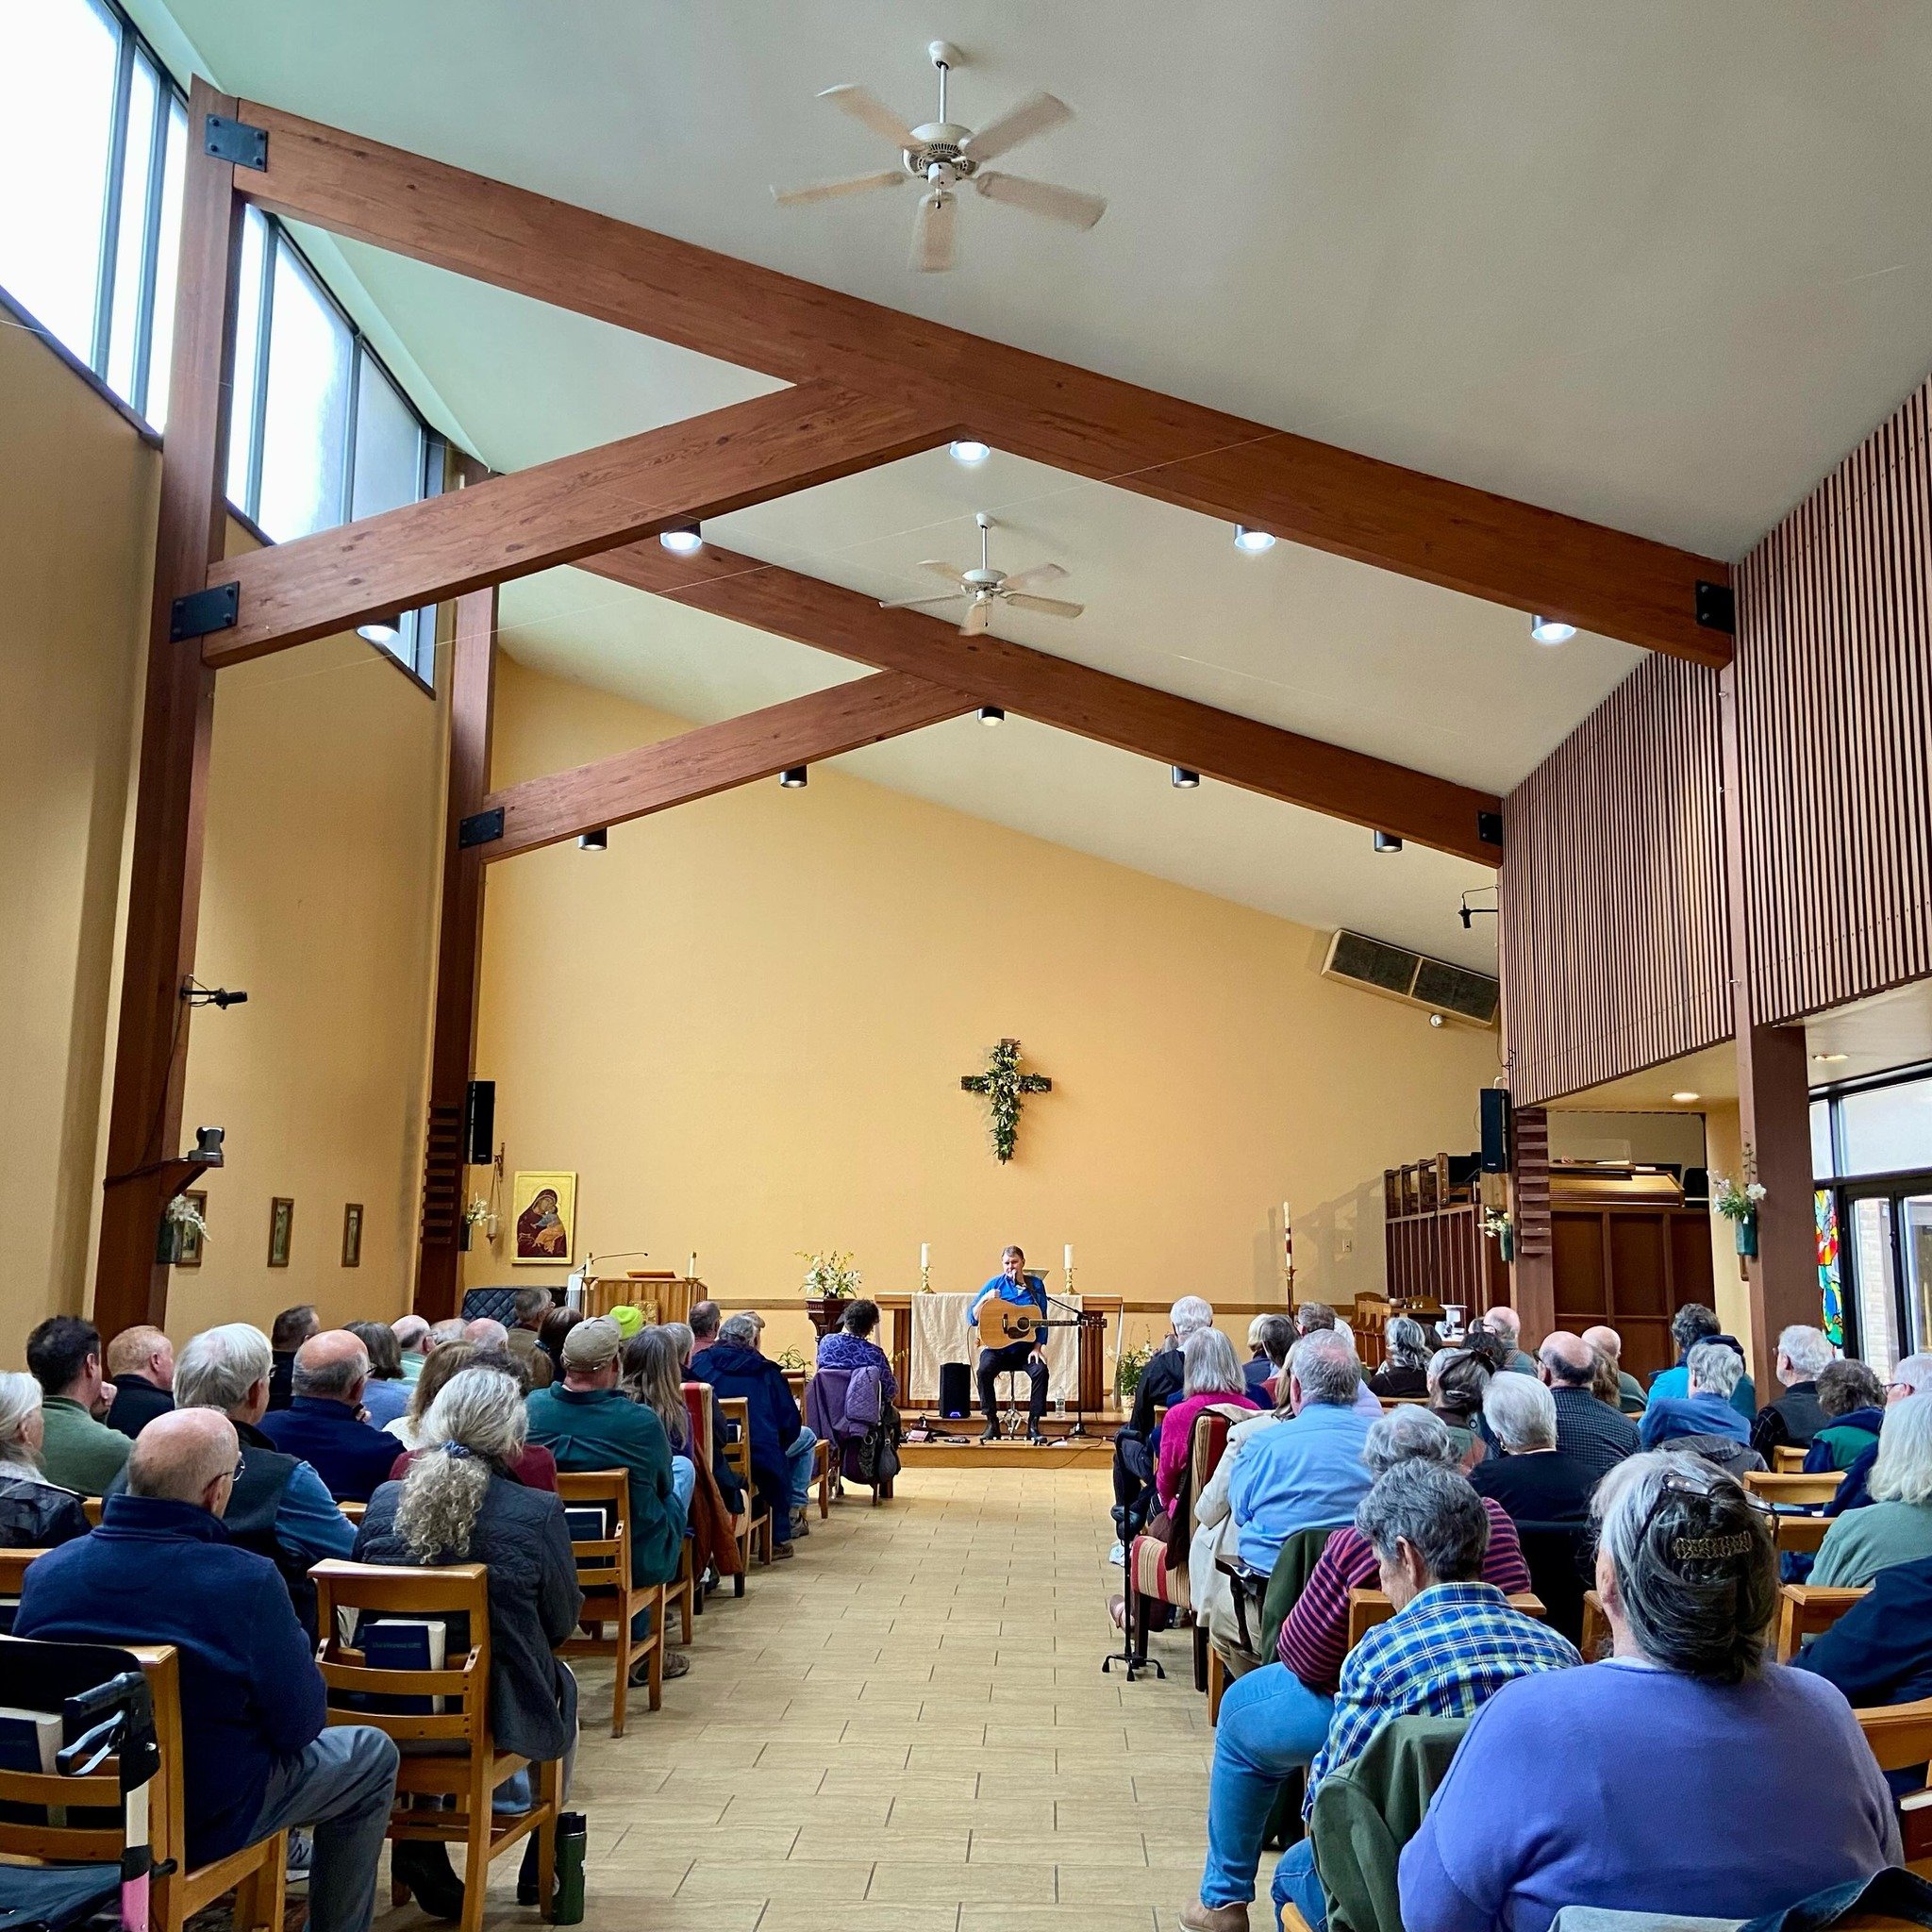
left=230, top=95, right=1731, bottom=666
left=579, top=542, right=1504, bottom=865
left=477, top=672, right=973, bottom=860
left=198, top=382, right=954, bottom=666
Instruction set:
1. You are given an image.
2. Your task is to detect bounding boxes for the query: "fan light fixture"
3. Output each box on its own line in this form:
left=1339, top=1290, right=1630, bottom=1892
left=1233, top=525, right=1275, bottom=554
left=1671, top=1091, right=1700, bottom=1103
left=950, top=440, right=991, bottom=465
left=659, top=525, right=703, bottom=556
left=876, top=513, right=1082, bottom=635
left=1374, top=832, right=1404, bottom=855
left=978, top=706, right=1005, bottom=725
left=577, top=828, right=608, bottom=851
left=1171, top=767, right=1200, bottom=789
left=1531, top=615, right=1576, bottom=645
left=356, top=617, right=402, bottom=646
left=779, top=767, right=808, bottom=789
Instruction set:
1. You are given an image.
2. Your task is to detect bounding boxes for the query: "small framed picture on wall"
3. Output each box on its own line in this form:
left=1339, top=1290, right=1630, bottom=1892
left=268, top=1196, right=295, bottom=1268
left=341, top=1203, right=364, bottom=1268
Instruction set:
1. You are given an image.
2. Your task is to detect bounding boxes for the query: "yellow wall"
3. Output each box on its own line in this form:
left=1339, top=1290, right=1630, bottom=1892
left=464, top=657, right=1501, bottom=1361
left=3, top=320, right=446, bottom=1354
left=1703, top=1100, right=1755, bottom=1378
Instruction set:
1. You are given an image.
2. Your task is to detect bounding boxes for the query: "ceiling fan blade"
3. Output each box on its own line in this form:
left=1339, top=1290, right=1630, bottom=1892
left=879, top=591, right=963, bottom=610
left=772, top=171, right=907, bottom=208
left=961, top=598, right=991, bottom=636
left=1003, top=592, right=1083, bottom=619
left=917, top=559, right=968, bottom=583
left=974, top=171, right=1107, bottom=230
left=997, top=560, right=1068, bottom=595
left=818, top=84, right=918, bottom=150
left=961, top=91, right=1073, bottom=162
left=910, top=191, right=957, bottom=273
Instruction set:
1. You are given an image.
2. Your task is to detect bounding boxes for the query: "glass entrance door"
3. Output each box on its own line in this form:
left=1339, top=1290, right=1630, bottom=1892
left=1841, top=1181, right=1932, bottom=1374
left=1848, top=1196, right=1901, bottom=1375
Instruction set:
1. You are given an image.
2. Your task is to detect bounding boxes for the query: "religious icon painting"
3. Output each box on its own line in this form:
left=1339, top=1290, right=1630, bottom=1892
left=341, top=1202, right=364, bottom=1268
left=268, top=1196, right=295, bottom=1268
left=511, top=1171, right=576, bottom=1266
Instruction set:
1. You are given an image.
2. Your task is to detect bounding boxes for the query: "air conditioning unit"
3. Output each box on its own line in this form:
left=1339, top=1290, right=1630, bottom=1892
left=1321, top=929, right=1500, bottom=1027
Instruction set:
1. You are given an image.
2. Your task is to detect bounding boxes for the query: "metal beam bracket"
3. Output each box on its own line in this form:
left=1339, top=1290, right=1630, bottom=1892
left=1694, top=579, right=1736, bottom=635
left=170, top=580, right=239, bottom=641
left=1477, top=810, right=1504, bottom=850
left=458, top=808, right=505, bottom=849
left=204, top=113, right=268, bottom=171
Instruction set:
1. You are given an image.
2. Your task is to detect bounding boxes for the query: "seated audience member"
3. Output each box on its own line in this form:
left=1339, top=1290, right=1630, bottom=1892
left=1242, top=1314, right=1294, bottom=1401
left=391, top=1312, right=432, bottom=1384
left=1581, top=1324, right=1646, bottom=1414
left=1750, top=1323, right=1835, bottom=1460
left=1263, top=1461, right=1581, bottom=1932
left=816, top=1298, right=898, bottom=1397
left=687, top=1301, right=724, bottom=1371
left=268, top=1304, right=319, bottom=1411
left=1190, top=1380, right=1293, bottom=1641
left=504, top=1286, right=556, bottom=1389
left=104, top=1324, right=175, bottom=1439
left=1426, top=1348, right=1491, bottom=1469
left=16, top=1410, right=401, bottom=1932
left=385, top=1341, right=481, bottom=1452
left=1225, top=1332, right=1374, bottom=1569
left=171, top=1324, right=355, bottom=1610
left=1540, top=1331, right=1639, bottom=1485
left=1794, top=1549, right=1932, bottom=1734
left=356, top=1368, right=580, bottom=1915
left=1805, top=1359, right=1889, bottom=1473
left=27, top=1315, right=129, bottom=1494
left=1812, top=1392, right=1932, bottom=1588
left=0, top=1372, right=91, bottom=1546
left=1156, top=1330, right=1259, bottom=1524
left=1482, top=1305, right=1540, bottom=1376
left=427, top=1317, right=468, bottom=1355
left=622, top=1329, right=699, bottom=1519
left=1463, top=1322, right=1510, bottom=1374
left=1588, top=1345, right=1625, bottom=1412
left=1368, top=1316, right=1431, bottom=1399
left=1639, top=1340, right=1762, bottom=1475
left=260, top=1330, right=406, bottom=1502
left=344, top=1321, right=410, bottom=1429
left=691, top=1314, right=814, bottom=1548
left=1649, top=1305, right=1757, bottom=1419
left=1113, top=1297, right=1216, bottom=1546
left=526, top=1318, right=689, bottom=1674
left=1399, top=1452, right=1897, bottom=1932
left=390, top=1347, right=558, bottom=1491
left=1828, top=1353, right=1932, bottom=1517
left=1470, top=1373, right=1595, bottom=1524
left=537, top=1307, right=582, bottom=1378
left=463, top=1317, right=509, bottom=1349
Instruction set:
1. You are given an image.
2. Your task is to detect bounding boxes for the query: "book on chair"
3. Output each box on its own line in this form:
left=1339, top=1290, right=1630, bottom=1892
left=358, top=1617, right=448, bottom=1714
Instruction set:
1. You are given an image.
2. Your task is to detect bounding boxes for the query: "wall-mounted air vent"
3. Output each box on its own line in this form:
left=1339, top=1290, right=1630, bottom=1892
left=1322, top=929, right=1500, bottom=1027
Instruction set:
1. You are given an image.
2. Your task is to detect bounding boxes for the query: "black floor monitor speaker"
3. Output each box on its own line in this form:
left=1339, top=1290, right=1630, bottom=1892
left=1480, top=1087, right=1514, bottom=1174
left=464, top=1079, right=495, bottom=1166
left=939, top=1361, right=972, bottom=1419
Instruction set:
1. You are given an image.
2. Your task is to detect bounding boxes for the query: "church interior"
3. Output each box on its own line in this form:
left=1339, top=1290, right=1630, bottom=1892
left=7, top=5, right=1932, bottom=1932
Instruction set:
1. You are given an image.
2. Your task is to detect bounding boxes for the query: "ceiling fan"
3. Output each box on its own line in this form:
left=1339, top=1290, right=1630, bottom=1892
left=772, top=40, right=1107, bottom=273
left=879, top=513, right=1083, bottom=635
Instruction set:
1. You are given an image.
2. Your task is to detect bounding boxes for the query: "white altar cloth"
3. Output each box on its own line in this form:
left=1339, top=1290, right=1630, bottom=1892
left=908, top=1291, right=1085, bottom=1404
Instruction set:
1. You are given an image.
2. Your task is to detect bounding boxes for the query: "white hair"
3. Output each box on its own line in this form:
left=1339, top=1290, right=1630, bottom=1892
left=1487, top=1307, right=1523, bottom=1344
left=1290, top=1331, right=1361, bottom=1407
left=395, top=1368, right=528, bottom=1558
left=1871, top=1393, right=1932, bottom=1507
left=1171, top=1296, right=1214, bottom=1339
left=1483, top=1372, right=1557, bottom=1452
left=1895, top=1355, right=1932, bottom=1397
left=1777, top=1325, right=1834, bottom=1381
left=175, top=1324, right=274, bottom=1411
left=1688, top=1339, right=1744, bottom=1401
left=1182, top=1327, right=1245, bottom=1398
left=0, top=1373, right=43, bottom=1476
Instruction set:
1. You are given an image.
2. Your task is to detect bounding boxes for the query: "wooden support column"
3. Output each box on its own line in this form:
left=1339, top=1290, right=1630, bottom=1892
left=415, top=587, right=497, bottom=1321
left=94, top=77, right=246, bottom=1335
left=1719, top=663, right=1817, bottom=1372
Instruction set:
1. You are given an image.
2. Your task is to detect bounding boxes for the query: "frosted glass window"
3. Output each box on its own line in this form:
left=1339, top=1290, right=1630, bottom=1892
left=1840, top=1076, right=1932, bottom=1179
left=0, top=0, right=119, bottom=355
left=350, top=351, right=423, bottom=520
left=256, top=244, right=352, bottom=541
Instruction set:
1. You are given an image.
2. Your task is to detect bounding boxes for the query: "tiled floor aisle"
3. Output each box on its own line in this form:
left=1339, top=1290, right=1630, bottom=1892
left=379, top=1466, right=1214, bottom=1932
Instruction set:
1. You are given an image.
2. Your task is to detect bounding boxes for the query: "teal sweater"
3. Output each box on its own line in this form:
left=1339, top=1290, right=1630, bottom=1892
left=1812, top=1499, right=1932, bottom=1590
left=525, top=1384, right=685, bottom=1586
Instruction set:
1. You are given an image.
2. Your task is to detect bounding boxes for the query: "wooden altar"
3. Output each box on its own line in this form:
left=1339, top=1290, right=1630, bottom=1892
left=585, top=1271, right=699, bottom=1325
left=876, top=1291, right=1123, bottom=1412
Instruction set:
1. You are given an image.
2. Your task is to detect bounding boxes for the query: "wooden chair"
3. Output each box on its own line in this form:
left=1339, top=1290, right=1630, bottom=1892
left=1776, top=1510, right=1833, bottom=1557
left=1345, top=1588, right=1545, bottom=1652
left=1775, top=1582, right=1870, bottom=1662
left=1774, top=1445, right=1810, bottom=1473
left=80, top=1498, right=103, bottom=1527
left=1745, top=1471, right=1843, bottom=1508
left=340, top=1500, right=367, bottom=1525
left=669, top=1539, right=696, bottom=1645
left=813, top=1438, right=833, bottom=1518
left=717, top=1397, right=773, bottom=1593
left=0, top=1548, right=47, bottom=1634
left=310, top=1561, right=558, bottom=1932
left=555, top=1470, right=663, bottom=1735
left=1580, top=1589, right=1609, bottom=1660
left=1125, top=1407, right=1244, bottom=1687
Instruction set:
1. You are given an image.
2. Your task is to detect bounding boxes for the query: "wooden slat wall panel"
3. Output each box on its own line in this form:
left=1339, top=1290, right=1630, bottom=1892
left=1735, top=380, right=1932, bottom=1024
left=1499, top=655, right=1733, bottom=1105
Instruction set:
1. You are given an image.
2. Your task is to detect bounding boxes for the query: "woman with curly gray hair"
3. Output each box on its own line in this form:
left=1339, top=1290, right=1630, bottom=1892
left=355, top=1367, right=582, bottom=1917
left=1400, top=1451, right=1897, bottom=1932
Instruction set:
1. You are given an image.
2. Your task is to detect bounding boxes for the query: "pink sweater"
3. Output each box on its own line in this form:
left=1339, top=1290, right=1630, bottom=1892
left=1157, top=1391, right=1259, bottom=1512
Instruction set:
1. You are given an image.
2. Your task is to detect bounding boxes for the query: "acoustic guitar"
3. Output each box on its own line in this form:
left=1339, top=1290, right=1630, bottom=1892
left=974, top=1295, right=1108, bottom=1350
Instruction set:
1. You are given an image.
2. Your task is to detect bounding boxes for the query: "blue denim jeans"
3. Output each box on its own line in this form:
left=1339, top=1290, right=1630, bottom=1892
left=671, top=1454, right=695, bottom=1518
left=249, top=1724, right=399, bottom=1932
left=1273, top=1838, right=1327, bottom=1930
left=785, top=1426, right=819, bottom=1509
left=1199, top=1663, right=1334, bottom=1907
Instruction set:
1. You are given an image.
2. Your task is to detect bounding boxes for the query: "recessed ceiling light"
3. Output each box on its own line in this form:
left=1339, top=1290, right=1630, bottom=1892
left=356, top=618, right=402, bottom=646
left=1171, top=766, right=1201, bottom=789
left=576, top=827, right=608, bottom=851
left=1672, top=1091, right=1700, bottom=1103
left=1374, top=832, right=1404, bottom=854
left=659, top=525, right=703, bottom=555
left=779, top=766, right=808, bottom=789
left=1813, top=1052, right=1850, bottom=1064
left=949, top=440, right=991, bottom=465
left=1233, top=525, right=1275, bottom=553
left=977, top=706, right=1005, bottom=726
left=1531, top=615, right=1576, bottom=645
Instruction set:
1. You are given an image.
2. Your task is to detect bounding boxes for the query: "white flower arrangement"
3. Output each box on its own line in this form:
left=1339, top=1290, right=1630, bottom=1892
left=800, top=1250, right=861, bottom=1300
left=1712, top=1175, right=1768, bottom=1222
left=164, top=1193, right=208, bottom=1241
left=1481, top=1208, right=1514, bottom=1241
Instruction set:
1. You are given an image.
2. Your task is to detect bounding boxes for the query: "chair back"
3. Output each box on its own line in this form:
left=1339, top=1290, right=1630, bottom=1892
left=1188, top=1407, right=1240, bottom=1497
left=718, top=1396, right=754, bottom=1488
left=1775, top=1511, right=1831, bottom=1556
left=554, top=1469, right=632, bottom=1600
left=682, top=1381, right=713, bottom=1465
left=807, top=1367, right=857, bottom=1444
left=1513, top=1521, right=1591, bottom=1645
left=1774, top=1582, right=1870, bottom=1662
left=310, top=1559, right=491, bottom=1746
left=1773, top=1445, right=1809, bottom=1473
left=1346, top=1588, right=1545, bottom=1652
left=0, top=1548, right=48, bottom=1635
left=1744, top=1471, right=1842, bottom=1508
left=1857, top=1697, right=1932, bottom=1775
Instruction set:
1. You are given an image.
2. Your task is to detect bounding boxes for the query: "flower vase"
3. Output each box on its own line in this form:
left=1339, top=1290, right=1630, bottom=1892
left=1735, top=1212, right=1758, bottom=1259
left=1500, top=1225, right=1516, bottom=1265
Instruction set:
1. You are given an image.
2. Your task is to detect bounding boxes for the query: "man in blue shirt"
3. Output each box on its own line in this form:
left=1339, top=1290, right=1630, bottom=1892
left=967, top=1246, right=1050, bottom=1441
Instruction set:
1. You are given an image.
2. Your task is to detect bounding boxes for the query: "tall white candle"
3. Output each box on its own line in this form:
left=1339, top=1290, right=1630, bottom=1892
left=688, top=1251, right=697, bottom=1281
left=920, top=1242, right=930, bottom=1271
left=1064, top=1242, right=1074, bottom=1274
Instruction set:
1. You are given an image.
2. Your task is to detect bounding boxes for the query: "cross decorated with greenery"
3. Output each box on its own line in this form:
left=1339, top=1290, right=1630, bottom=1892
left=960, top=1038, right=1054, bottom=1164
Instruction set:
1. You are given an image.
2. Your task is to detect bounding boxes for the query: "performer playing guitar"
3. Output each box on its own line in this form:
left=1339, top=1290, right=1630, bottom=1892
left=967, top=1245, right=1050, bottom=1441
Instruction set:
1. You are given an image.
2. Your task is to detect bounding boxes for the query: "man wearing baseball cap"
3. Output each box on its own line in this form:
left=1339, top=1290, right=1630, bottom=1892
left=526, top=1316, right=690, bottom=1680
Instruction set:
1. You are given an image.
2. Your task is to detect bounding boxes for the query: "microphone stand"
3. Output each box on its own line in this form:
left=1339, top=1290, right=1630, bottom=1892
left=1042, top=1292, right=1091, bottom=1438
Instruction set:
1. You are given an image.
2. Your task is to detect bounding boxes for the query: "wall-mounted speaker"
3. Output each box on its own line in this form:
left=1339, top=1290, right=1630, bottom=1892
left=1480, top=1088, right=1514, bottom=1174
left=464, top=1079, right=495, bottom=1167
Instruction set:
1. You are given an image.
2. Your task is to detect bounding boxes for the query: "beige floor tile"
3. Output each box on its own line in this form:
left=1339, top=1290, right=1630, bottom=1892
left=868, top=1859, right=1057, bottom=1905
left=676, top=1857, right=874, bottom=1903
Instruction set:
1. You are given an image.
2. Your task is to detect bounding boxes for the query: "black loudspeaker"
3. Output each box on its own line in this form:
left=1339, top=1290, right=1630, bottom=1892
left=1683, top=1165, right=1710, bottom=1205
left=1480, top=1088, right=1514, bottom=1174
left=939, top=1361, right=972, bottom=1419
left=464, top=1079, right=495, bottom=1166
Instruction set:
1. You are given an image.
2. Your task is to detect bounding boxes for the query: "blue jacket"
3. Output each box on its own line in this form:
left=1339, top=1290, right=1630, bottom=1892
left=1795, top=1554, right=1932, bottom=1709
left=691, top=1343, right=801, bottom=1483
left=1649, top=1357, right=1757, bottom=1422
left=259, top=1395, right=405, bottom=1502
left=1641, top=1390, right=1751, bottom=1448
left=1807, top=1407, right=1886, bottom=1474
left=15, top=1495, right=325, bottom=1865
left=1225, top=1400, right=1376, bottom=1568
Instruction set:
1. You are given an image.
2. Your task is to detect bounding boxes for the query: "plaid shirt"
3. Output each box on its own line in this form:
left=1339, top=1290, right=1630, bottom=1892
left=1551, top=1386, right=1641, bottom=1486
left=1305, top=1581, right=1579, bottom=1815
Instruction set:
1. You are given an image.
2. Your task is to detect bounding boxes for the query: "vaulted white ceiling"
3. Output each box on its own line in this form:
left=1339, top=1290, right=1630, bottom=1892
left=126, top=0, right=1932, bottom=968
